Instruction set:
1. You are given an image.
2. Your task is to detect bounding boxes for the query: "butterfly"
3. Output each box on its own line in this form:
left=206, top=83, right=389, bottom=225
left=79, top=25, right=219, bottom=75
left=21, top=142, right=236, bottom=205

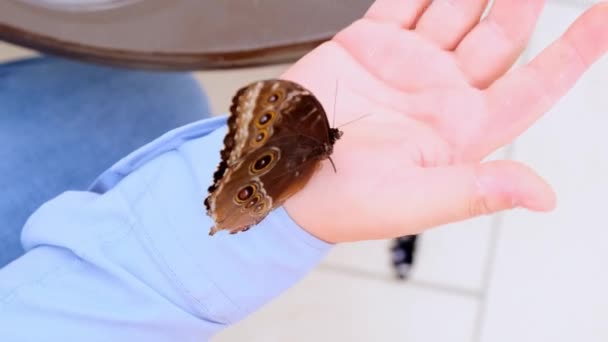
left=204, top=79, right=342, bottom=235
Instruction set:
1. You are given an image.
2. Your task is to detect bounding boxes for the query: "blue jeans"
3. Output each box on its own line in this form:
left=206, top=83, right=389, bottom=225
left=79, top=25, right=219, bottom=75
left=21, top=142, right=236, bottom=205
left=0, top=56, right=212, bottom=267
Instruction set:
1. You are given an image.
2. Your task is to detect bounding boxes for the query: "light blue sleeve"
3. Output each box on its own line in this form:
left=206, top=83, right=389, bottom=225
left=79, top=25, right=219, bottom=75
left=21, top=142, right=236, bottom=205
left=0, top=116, right=333, bottom=341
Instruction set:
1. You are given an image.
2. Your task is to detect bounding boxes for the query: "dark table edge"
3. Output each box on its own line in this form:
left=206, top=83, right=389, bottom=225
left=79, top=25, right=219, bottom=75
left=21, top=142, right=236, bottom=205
left=0, top=23, right=329, bottom=70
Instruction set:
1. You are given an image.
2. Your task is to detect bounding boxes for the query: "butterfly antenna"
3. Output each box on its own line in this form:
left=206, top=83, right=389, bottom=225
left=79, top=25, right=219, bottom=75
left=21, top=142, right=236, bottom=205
left=328, top=156, right=338, bottom=173
left=337, top=113, right=372, bottom=129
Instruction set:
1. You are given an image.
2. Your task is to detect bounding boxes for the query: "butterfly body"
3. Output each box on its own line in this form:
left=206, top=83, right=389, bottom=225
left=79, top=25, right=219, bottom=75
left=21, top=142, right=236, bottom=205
left=204, top=79, right=342, bottom=235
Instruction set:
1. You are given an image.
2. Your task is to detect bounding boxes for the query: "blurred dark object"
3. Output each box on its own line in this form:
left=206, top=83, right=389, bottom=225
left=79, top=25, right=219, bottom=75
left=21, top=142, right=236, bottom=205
left=390, top=235, right=419, bottom=280
left=0, top=0, right=373, bottom=70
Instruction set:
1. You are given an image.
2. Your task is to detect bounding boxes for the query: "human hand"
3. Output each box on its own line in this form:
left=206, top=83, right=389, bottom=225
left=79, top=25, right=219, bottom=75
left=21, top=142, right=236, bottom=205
left=281, top=0, right=608, bottom=243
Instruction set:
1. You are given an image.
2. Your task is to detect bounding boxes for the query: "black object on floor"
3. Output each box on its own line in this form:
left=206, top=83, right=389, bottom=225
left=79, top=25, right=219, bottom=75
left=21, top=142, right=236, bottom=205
left=390, top=235, right=419, bottom=280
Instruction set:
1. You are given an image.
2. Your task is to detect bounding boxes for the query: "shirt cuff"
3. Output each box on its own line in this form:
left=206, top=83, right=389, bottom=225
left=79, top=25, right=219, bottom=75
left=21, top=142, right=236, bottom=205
left=18, top=116, right=333, bottom=333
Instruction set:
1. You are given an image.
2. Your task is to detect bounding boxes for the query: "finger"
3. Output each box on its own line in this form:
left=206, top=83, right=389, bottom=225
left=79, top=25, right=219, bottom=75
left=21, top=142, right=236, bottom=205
left=415, top=0, right=489, bottom=50
left=481, top=2, right=608, bottom=155
left=334, top=20, right=468, bottom=91
left=365, top=0, right=432, bottom=29
left=455, top=0, right=546, bottom=88
left=391, top=160, right=555, bottom=236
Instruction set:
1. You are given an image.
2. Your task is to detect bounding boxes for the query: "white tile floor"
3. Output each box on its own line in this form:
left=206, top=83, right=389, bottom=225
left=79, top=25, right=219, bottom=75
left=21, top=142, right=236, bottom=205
left=479, top=4, right=608, bottom=342
left=0, top=42, right=35, bottom=62
left=215, top=269, right=479, bottom=342
left=1, top=1, right=607, bottom=341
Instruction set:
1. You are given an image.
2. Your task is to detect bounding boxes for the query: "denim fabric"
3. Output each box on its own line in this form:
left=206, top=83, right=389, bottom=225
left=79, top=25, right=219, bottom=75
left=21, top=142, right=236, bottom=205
left=0, top=56, right=211, bottom=266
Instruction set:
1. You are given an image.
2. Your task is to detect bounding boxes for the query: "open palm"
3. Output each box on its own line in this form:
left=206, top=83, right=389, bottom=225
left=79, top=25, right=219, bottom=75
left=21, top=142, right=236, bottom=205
left=281, top=0, right=608, bottom=243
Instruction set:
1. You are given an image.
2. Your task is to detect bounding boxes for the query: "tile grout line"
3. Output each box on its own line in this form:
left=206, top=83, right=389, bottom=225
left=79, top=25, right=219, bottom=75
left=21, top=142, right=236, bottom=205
left=473, top=2, right=589, bottom=335
left=471, top=210, right=504, bottom=342
left=472, top=142, right=517, bottom=342
left=317, top=263, right=483, bottom=300
left=471, top=20, right=548, bottom=335
left=553, top=0, right=600, bottom=10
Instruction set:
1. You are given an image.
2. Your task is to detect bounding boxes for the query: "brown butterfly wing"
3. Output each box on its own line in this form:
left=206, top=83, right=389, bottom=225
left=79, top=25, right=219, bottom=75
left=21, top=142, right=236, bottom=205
left=206, top=136, right=323, bottom=234
left=205, top=79, right=341, bottom=235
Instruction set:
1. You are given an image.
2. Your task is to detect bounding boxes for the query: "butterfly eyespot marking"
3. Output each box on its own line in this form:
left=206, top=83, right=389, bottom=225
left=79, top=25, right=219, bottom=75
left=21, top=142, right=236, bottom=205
left=267, top=94, right=279, bottom=103
left=255, top=132, right=266, bottom=142
left=266, top=90, right=284, bottom=104
left=259, top=113, right=272, bottom=124
left=245, top=195, right=261, bottom=209
left=249, top=129, right=269, bottom=148
left=250, top=130, right=268, bottom=147
left=251, top=153, right=273, bottom=173
left=256, top=111, right=274, bottom=128
left=249, top=149, right=279, bottom=174
left=254, top=202, right=266, bottom=213
left=235, top=184, right=257, bottom=204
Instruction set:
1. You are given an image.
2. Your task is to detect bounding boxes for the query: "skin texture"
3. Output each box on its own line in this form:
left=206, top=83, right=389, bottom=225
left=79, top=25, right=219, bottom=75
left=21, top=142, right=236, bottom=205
left=281, top=0, right=608, bottom=243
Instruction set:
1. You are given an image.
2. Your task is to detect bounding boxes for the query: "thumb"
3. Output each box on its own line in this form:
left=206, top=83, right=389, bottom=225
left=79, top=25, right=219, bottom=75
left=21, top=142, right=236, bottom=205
left=402, top=160, right=556, bottom=233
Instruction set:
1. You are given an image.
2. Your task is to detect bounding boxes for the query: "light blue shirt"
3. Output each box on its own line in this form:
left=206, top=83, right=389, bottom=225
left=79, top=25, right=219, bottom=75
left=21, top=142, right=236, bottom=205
left=0, top=116, right=333, bottom=341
